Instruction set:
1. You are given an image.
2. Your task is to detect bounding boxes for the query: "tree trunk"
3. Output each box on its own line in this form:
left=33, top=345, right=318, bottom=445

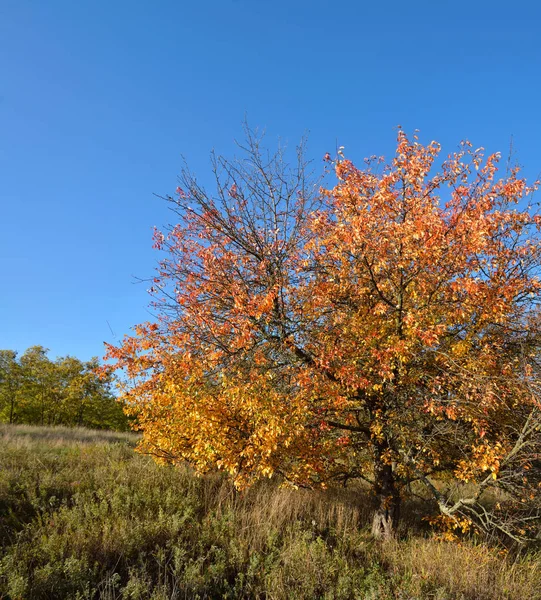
left=371, top=444, right=400, bottom=540
left=8, top=384, right=15, bottom=424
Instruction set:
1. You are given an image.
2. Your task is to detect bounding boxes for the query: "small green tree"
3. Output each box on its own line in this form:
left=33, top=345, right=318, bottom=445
left=0, top=350, right=21, bottom=424
left=17, top=346, right=56, bottom=425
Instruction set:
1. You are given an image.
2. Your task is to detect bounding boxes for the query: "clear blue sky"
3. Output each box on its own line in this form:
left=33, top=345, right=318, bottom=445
left=1, top=0, right=540, bottom=362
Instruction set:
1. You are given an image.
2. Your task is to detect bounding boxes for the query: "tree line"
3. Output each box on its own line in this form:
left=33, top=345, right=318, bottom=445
left=0, top=346, right=127, bottom=430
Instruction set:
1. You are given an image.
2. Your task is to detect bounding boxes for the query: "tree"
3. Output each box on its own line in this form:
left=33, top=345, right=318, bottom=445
left=18, top=346, right=57, bottom=425
left=0, top=350, right=21, bottom=424
left=106, top=129, right=541, bottom=542
left=71, top=357, right=128, bottom=430
left=0, top=346, right=127, bottom=430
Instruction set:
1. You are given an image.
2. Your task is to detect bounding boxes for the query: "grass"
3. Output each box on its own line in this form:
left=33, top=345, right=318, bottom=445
left=0, top=424, right=539, bottom=599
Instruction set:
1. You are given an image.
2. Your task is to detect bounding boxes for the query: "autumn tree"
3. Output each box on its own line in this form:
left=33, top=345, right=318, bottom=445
left=106, top=129, right=541, bottom=542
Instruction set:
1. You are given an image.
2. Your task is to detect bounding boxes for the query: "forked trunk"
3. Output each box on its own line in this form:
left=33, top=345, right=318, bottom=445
left=371, top=445, right=400, bottom=540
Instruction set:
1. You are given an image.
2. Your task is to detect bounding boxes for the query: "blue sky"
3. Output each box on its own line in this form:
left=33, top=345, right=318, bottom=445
left=1, top=0, right=540, bottom=362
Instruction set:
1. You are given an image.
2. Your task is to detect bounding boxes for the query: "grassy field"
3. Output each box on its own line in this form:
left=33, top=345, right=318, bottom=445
left=0, top=425, right=539, bottom=599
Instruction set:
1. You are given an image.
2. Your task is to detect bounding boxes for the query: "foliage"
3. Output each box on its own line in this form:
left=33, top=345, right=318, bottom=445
left=1, top=424, right=539, bottom=600
left=0, top=346, right=127, bottom=430
left=106, top=128, right=541, bottom=542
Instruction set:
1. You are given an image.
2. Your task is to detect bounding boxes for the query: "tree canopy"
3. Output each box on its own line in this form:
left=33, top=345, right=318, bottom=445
left=106, top=129, right=541, bottom=542
left=0, top=346, right=127, bottom=430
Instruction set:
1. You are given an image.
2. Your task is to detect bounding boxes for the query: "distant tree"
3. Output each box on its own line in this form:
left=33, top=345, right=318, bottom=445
left=18, top=346, right=56, bottom=425
left=0, top=347, right=127, bottom=430
left=70, top=357, right=127, bottom=430
left=106, top=129, right=541, bottom=542
left=0, top=350, right=21, bottom=423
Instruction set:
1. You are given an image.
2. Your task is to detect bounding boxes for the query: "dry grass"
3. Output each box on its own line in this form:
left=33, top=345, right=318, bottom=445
left=382, top=537, right=541, bottom=600
left=0, top=423, right=140, bottom=446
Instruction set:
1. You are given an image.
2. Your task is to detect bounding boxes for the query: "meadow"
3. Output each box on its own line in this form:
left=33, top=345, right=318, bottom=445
left=0, top=424, right=539, bottom=599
